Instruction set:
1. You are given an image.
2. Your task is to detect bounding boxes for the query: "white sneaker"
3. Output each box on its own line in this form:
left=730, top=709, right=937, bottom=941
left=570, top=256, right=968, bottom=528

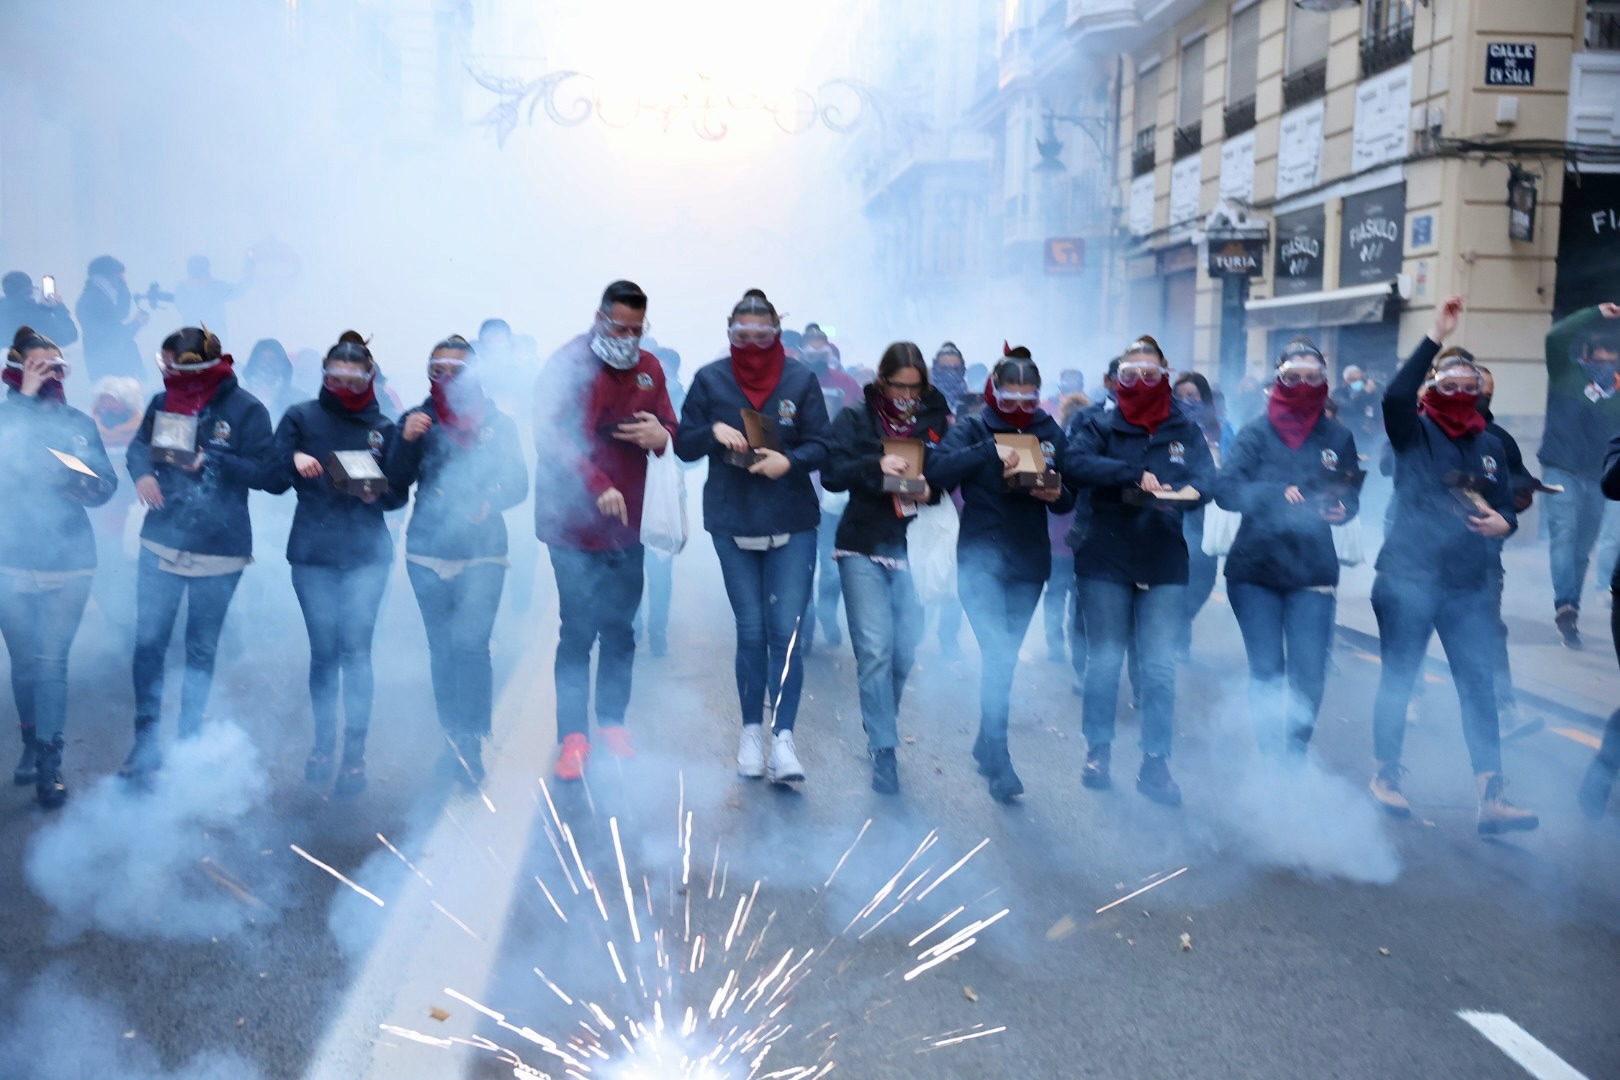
left=737, top=725, right=766, bottom=779
left=767, top=730, right=805, bottom=784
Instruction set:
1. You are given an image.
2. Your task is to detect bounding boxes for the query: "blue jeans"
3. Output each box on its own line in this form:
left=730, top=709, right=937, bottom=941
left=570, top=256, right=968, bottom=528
left=714, top=532, right=816, bottom=730
left=957, top=564, right=1043, bottom=741
left=0, top=574, right=92, bottom=745
left=1545, top=466, right=1620, bottom=612
left=839, top=556, right=923, bottom=751
left=641, top=551, right=674, bottom=644
left=1486, top=561, right=1517, bottom=712
left=1043, top=554, right=1078, bottom=662
left=1080, top=578, right=1185, bottom=757
left=1182, top=508, right=1218, bottom=652
left=133, top=551, right=242, bottom=737
left=1371, top=573, right=1501, bottom=774
left=408, top=561, right=506, bottom=738
left=1227, top=581, right=1335, bottom=751
left=292, top=562, right=390, bottom=752
left=550, top=545, right=644, bottom=740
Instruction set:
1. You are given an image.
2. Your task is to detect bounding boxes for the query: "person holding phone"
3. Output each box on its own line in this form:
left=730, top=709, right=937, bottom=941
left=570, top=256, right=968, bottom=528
left=0, top=327, right=116, bottom=806
left=1367, top=296, right=1538, bottom=836
left=0, top=272, right=79, bottom=352
left=675, top=290, right=830, bottom=784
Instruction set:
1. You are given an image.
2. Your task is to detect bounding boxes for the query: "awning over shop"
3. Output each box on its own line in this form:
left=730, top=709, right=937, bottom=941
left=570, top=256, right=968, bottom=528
left=1243, top=281, right=1396, bottom=331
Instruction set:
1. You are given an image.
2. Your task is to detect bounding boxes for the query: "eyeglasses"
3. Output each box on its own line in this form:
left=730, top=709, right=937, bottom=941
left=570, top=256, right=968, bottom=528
left=323, top=368, right=374, bottom=392
left=728, top=324, right=780, bottom=347
left=1116, top=364, right=1165, bottom=387
left=1278, top=363, right=1327, bottom=387
left=598, top=313, right=647, bottom=339
left=883, top=377, right=924, bottom=397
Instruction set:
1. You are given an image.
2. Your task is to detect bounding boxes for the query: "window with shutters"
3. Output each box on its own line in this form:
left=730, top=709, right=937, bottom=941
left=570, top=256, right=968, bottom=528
left=1175, top=36, right=1204, bottom=158
left=1225, top=2, right=1260, bottom=137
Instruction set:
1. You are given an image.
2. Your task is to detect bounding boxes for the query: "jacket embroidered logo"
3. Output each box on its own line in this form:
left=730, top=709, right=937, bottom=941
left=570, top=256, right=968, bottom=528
left=212, top=420, right=231, bottom=442
left=1169, top=440, right=1185, bottom=464
left=636, top=372, right=654, bottom=390
left=779, top=400, right=797, bottom=420
left=1322, top=448, right=1339, bottom=469
left=1482, top=455, right=1497, bottom=480
left=368, top=429, right=384, bottom=454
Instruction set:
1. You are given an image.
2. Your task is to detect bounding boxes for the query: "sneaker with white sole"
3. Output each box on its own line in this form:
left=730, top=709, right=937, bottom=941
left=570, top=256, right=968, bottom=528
left=767, top=730, right=805, bottom=784
left=737, top=725, right=766, bottom=779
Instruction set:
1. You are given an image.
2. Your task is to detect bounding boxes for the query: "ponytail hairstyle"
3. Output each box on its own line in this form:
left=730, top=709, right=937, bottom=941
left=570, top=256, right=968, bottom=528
left=325, top=329, right=375, bottom=372
left=1122, top=334, right=1167, bottom=367
left=160, top=325, right=225, bottom=371
left=992, top=344, right=1041, bottom=389
left=730, top=288, right=781, bottom=328
left=8, top=325, right=60, bottom=367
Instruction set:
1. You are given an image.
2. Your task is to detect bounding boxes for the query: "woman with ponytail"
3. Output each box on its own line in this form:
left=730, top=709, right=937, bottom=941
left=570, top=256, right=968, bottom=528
left=1215, top=338, right=1359, bottom=758
left=388, top=335, right=528, bottom=783
left=267, top=331, right=409, bottom=796
left=0, top=328, right=116, bottom=806
left=675, top=290, right=831, bottom=784
left=1063, top=335, right=1214, bottom=806
left=924, top=346, right=1074, bottom=801
left=121, top=326, right=274, bottom=781
left=1366, top=296, right=1537, bottom=836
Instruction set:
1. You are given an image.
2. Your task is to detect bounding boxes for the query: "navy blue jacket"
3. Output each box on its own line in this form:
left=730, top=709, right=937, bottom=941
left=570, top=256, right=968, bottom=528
left=0, top=390, right=117, bottom=570
left=821, top=385, right=951, bottom=557
left=1604, top=433, right=1620, bottom=591
left=924, top=409, right=1075, bottom=584
left=674, top=356, right=830, bottom=538
left=127, top=376, right=274, bottom=557
left=388, top=397, right=529, bottom=561
left=1377, top=336, right=1516, bottom=590
left=1216, top=412, right=1360, bottom=590
left=266, top=391, right=408, bottom=568
left=1063, top=401, right=1215, bottom=587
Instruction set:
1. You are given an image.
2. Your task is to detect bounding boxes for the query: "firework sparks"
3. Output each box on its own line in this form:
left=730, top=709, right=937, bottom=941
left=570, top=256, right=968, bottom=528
left=290, top=844, right=385, bottom=907
left=1094, top=866, right=1189, bottom=915
left=377, top=834, right=434, bottom=888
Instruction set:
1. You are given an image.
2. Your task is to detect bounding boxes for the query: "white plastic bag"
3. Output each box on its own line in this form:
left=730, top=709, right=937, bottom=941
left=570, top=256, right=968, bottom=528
left=1201, top=505, right=1241, bottom=558
left=1332, top=518, right=1365, bottom=567
left=820, top=487, right=850, bottom=516
left=640, top=449, right=688, bottom=556
left=908, top=499, right=959, bottom=605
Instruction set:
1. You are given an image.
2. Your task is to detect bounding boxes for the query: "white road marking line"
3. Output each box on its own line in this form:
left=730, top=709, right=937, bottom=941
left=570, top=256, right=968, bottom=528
left=1456, top=1011, right=1589, bottom=1080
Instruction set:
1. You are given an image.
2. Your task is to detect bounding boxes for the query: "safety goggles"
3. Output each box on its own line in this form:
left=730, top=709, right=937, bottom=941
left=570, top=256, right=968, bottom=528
left=992, top=386, right=1039, bottom=412
left=1116, top=363, right=1165, bottom=388
left=728, top=323, right=780, bottom=347
left=597, top=313, right=647, bottom=340
left=322, top=367, right=375, bottom=393
left=1428, top=365, right=1484, bottom=396
left=427, top=356, right=470, bottom=381
left=1277, top=361, right=1328, bottom=387
left=6, top=356, right=70, bottom=377
left=155, top=350, right=220, bottom=375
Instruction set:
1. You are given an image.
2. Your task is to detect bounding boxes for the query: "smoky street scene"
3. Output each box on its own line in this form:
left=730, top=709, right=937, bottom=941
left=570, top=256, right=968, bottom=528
left=4, top=1, right=1620, bottom=1078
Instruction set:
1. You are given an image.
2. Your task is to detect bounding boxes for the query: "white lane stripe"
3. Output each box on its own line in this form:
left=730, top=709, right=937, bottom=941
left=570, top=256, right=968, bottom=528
left=1456, top=1011, right=1589, bottom=1080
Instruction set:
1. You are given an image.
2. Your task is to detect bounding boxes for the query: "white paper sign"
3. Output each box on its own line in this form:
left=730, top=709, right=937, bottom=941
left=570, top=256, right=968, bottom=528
left=1130, top=172, right=1156, bottom=236
left=1170, top=154, right=1202, bottom=227
left=1276, top=100, right=1325, bottom=199
left=1352, top=63, right=1412, bottom=173
left=1219, top=130, right=1256, bottom=203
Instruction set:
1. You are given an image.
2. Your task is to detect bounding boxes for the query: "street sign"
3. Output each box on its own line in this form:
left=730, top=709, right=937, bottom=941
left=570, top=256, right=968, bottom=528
left=1486, top=43, right=1536, bottom=87
left=1207, top=229, right=1269, bottom=278
left=1044, top=237, right=1086, bottom=273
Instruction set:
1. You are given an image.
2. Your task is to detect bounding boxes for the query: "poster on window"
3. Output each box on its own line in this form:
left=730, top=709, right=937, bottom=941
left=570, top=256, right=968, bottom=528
left=1276, top=99, right=1325, bottom=200
left=1339, top=183, right=1407, bottom=286
left=1274, top=205, right=1326, bottom=296
left=1130, top=172, right=1156, bottom=236
left=1220, top=130, right=1256, bottom=204
left=1170, top=154, right=1202, bottom=227
left=1352, top=63, right=1413, bottom=174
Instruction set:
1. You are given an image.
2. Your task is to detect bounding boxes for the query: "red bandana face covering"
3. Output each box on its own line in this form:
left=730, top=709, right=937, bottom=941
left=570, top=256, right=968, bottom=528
left=431, top=372, right=486, bottom=447
left=162, top=357, right=235, bottom=416
left=1419, top=389, right=1487, bottom=439
left=730, top=340, right=786, bottom=411
left=1115, top=378, right=1171, bottom=434
left=1267, top=380, right=1329, bottom=449
left=327, top=381, right=377, bottom=413
left=3, top=363, right=67, bottom=405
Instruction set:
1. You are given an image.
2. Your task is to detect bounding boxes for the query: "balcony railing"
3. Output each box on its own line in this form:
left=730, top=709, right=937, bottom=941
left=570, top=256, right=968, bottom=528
left=1224, top=97, right=1256, bottom=138
left=1173, top=121, right=1202, bottom=159
left=1360, top=18, right=1415, bottom=78
left=1132, top=126, right=1156, bottom=176
left=1282, top=60, right=1327, bottom=110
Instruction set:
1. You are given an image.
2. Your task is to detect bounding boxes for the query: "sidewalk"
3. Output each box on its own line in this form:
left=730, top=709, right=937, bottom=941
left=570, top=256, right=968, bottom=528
left=1333, top=533, right=1617, bottom=726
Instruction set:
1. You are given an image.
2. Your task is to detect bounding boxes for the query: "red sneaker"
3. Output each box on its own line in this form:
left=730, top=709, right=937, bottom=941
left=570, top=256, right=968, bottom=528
left=554, top=734, right=590, bottom=781
left=600, top=725, right=636, bottom=759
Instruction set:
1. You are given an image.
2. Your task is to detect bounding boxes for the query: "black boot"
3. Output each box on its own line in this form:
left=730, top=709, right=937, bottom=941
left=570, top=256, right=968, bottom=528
left=118, top=720, right=162, bottom=782
left=14, top=726, right=38, bottom=786
left=35, top=736, right=67, bottom=810
left=871, top=748, right=899, bottom=795
left=1082, top=743, right=1112, bottom=789
left=305, top=746, right=336, bottom=786
left=971, top=733, right=993, bottom=778
left=334, top=730, right=368, bottom=797
left=1136, top=753, right=1182, bottom=806
left=980, top=739, right=1024, bottom=802
left=1579, top=758, right=1614, bottom=820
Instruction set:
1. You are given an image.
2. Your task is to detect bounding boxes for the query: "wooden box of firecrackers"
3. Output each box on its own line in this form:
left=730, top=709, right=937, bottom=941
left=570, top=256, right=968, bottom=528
left=326, top=450, right=389, bottom=498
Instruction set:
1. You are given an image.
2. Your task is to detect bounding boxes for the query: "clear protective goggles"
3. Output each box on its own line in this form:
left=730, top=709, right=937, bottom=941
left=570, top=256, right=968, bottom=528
left=992, top=385, right=1039, bottom=412
left=728, top=323, right=780, bottom=347
left=597, top=312, right=647, bottom=340
left=322, top=365, right=375, bottom=392
left=155, top=349, right=220, bottom=375
left=1428, top=364, right=1484, bottom=396
left=1277, top=360, right=1328, bottom=387
left=1116, top=363, right=1166, bottom=388
left=7, top=354, right=69, bottom=378
left=427, top=355, right=470, bottom=381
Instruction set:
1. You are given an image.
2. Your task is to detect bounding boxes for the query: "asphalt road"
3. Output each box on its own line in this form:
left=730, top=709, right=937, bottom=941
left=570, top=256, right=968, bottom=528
left=1, top=523, right=1617, bottom=1080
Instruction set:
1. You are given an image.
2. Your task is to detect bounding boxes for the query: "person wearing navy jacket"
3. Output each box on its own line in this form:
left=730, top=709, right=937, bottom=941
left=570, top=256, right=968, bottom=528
left=1064, top=336, right=1213, bottom=806
left=121, top=327, right=274, bottom=781
left=821, top=343, right=950, bottom=795
left=266, top=331, right=409, bottom=797
left=675, top=290, right=830, bottom=785
left=388, top=335, right=528, bottom=784
left=1368, top=296, right=1537, bottom=836
left=1216, top=337, right=1359, bottom=758
left=924, top=348, right=1074, bottom=802
left=0, top=327, right=116, bottom=807
left=1578, top=428, right=1620, bottom=818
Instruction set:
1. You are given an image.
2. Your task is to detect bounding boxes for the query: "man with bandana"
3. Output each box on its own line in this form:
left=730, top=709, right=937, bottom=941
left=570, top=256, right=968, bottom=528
left=1539, top=301, right=1620, bottom=649
left=532, top=281, right=676, bottom=780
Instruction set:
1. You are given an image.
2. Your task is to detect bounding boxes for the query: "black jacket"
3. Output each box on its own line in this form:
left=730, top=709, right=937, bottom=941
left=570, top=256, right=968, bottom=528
left=924, top=408, right=1075, bottom=583
left=675, top=357, right=830, bottom=538
left=266, top=391, right=408, bottom=568
left=1538, top=307, right=1620, bottom=480
left=0, top=297, right=79, bottom=351
left=1216, top=413, right=1360, bottom=590
left=388, top=397, right=529, bottom=561
left=1063, top=401, right=1215, bottom=587
left=1377, top=336, right=1516, bottom=590
left=0, top=390, right=116, bottom=570
left=127, top=376, right=274, bottom=557
left=821, top=385, right=950, bottom=558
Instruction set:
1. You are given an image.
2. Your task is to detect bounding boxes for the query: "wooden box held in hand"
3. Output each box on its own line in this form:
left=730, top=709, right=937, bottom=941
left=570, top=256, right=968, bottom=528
left=995, top=433, right=1061, bottom=491
left=150, top=412, right=201, bottom=468
left=48, top=448, right=102, bottom=498
left=326, top=450, right=389, bottom=498
left=880, top=437, right=927, bottom=496
left=724, top=408, right=781, bottom=469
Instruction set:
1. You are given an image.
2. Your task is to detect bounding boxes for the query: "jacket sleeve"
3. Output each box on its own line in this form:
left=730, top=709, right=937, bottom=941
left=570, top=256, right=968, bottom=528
left=385, top=408, right=428, bottom=488
left=1546, top=307, right=1608, bottom=392
left=376, top=424, right=410, bottom=512
left=1062, top=415, right=1142, bottom=489
left=674, top=370, right=719, bottom=463
left=1182, top=426, right=1217, bottom=510
left=820, top=407, right=884, bottom=495
left=211, top=400, right=275, bottom=491
left=125, top=397, right=159, bottom=481
left=488, top=412, right=530, bottom=513
left=1044, top=427, right=1077, bottom=514
left=1382, top=335, right=1442, bottom=452
left=1214, top=422, right=1281, bottom=514
left=533, top=356, right=613, bottom=497
left=923, top=416, right=997, bottom=492
left=1337, top=428, right=1362, bottom=523
left=1484, top=434, right=1518, bottom=537
left=784, top=382, right=831, bottom=475
left=1604, top=432, right=1620, bottom=501
left=262, top=409, right=301, bottom=495
left=72, top=411, right=118, bottom=507
left=650, top=373, right=678, bottom=459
